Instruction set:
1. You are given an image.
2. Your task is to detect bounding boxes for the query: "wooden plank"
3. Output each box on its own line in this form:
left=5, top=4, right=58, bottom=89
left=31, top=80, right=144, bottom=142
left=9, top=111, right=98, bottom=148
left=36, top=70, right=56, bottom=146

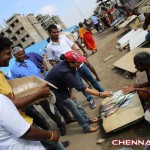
left=113, top=48, right=150, bottom=73
left=103, top=55, right=113, bottom=62
left=102, top=94, right=144, bottom=133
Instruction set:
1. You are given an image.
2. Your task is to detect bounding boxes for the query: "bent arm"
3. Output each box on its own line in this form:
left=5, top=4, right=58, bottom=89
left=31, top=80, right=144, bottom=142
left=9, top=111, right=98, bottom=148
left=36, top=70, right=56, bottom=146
left=42, top=60, right=48, bottom=71
left=7, top=92, right=40, bottom=109
left=22, top=125, right=51, bottom=141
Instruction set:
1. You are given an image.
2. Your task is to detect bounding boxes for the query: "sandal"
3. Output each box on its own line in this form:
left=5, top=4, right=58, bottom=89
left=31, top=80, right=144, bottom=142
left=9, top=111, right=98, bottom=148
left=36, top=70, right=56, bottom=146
left=65, top=117, right=76, bottom=124
left=87, top=125, right=99, bottom=133
left=89, top=117, right=99, bottom=124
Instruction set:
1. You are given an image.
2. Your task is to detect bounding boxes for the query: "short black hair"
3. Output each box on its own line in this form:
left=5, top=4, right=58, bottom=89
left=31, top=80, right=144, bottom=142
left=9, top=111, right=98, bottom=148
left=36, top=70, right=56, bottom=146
left=79, top=22, right=83, bottom=28
left=0, top=36, right=13, bottom=52
left=115, top=4, right=119, bottom=9
left=47, top=37, right=50, bottom=43
left=47, top=24, right=58, bottom=33
left=134, top=51, right=150, bottom=68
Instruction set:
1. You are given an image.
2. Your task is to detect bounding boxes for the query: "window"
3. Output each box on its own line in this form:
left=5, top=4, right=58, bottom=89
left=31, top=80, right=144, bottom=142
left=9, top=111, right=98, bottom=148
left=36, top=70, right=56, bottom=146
left=26, top=34, right=29, bottom=38
left=16, top=44, right=23, bottom=48
left=21, top=38, right=25, bottom=42
left=16, top=19, right=19, bottom=23
left=20, top=27, right=24, bottom=30
left=16, top=31, right=20, bottom=35
left=6, top=29, right=12, bottom=34
left=10, top=23, right=15, bottom=28
left=0, top=32, right=5, bottom=36
left=11, top=36, right=17, bottom=41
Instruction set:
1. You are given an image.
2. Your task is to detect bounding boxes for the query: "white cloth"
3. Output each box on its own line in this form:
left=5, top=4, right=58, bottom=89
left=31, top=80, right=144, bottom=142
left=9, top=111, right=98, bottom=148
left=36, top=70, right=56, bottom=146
left=46, top=35, right=73, bottom=61
left=145, top=109, right=150, bottom=123
left=91, top=16, right=99, bottom=25
left=0, top=94, right=44, bottom=150
left=46, top=91, right=56, bottom=114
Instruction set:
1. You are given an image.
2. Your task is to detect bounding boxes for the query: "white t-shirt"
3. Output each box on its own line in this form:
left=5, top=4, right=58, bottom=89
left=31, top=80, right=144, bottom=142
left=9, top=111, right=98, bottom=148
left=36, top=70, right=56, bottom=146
left=46, top=35, right=73, bottom=61
left=0, top=94, right=45, bottom=150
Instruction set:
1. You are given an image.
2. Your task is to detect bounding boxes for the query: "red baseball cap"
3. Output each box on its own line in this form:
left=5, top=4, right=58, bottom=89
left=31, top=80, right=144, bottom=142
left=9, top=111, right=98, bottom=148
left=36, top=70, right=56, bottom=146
left=64, top=50, right=86, bottom=63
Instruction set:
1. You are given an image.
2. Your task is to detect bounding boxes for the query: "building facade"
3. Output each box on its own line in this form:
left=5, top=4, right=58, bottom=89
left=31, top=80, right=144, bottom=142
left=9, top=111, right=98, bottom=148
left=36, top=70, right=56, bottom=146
left=36, top=14, right=66, bottom=30
left=0, top=14, right=49, bottom=49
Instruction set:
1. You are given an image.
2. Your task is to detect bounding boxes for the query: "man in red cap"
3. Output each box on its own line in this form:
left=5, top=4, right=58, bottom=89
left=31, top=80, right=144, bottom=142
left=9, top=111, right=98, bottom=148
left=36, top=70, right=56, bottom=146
left=45, top=50, right=112, bottom=133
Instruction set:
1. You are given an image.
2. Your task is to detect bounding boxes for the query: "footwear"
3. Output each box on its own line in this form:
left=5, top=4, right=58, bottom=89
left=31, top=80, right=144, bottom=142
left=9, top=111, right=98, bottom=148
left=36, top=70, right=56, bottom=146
left=89, top=99, right=96, bottom=109
left=89, top=117, right=99, bottom=124
left=87, top=125, right=99, bottom=133
left=65, top=117, right=76, bottom=124
left=62, top=141, right=70, bottom=148
left=59, top=123, right=66, bottom=136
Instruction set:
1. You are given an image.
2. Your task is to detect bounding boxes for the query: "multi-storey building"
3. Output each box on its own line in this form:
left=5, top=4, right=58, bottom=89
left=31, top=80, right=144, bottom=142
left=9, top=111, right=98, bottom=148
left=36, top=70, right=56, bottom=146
left=0, top=14, right=49, bottom=48
left=36, top=14, right=66, bottom=30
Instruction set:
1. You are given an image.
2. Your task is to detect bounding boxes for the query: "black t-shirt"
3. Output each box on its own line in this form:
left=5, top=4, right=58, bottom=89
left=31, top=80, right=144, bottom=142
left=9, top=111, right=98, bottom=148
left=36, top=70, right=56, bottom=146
left=45, top=61, right=86, bottom=102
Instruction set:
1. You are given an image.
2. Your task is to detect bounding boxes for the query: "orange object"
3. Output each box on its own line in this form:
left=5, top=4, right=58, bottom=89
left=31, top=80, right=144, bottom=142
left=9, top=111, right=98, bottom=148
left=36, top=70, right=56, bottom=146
left=79, top=28, right=97, bottom=51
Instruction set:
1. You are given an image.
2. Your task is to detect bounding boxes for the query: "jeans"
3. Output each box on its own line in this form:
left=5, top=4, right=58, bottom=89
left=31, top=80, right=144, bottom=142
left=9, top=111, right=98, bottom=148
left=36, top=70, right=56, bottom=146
left=55, top=102, right=72, bottom=122
left=79, top=63, right=104, bottom=92
left=146, top=32, right=150, bottom=41
left=75, top=71, right=93, bottom=101
left=60, top=98, right=90, bottom=133
left=41, top=141, right=66, bottom=150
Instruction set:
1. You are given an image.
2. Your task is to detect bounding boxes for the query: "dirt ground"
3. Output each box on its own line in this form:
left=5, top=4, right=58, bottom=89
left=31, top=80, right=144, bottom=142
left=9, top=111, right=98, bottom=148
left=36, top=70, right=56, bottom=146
left=36, top=27, right=150, bottom=150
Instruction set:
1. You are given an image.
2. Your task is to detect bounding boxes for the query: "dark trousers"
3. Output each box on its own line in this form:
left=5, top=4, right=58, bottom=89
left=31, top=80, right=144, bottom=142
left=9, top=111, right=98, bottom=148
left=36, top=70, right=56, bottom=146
left=25, top=105, right=50, bottom=130
left=39, top=100, right=64, bottom=128
left=101, top=18, right=110, bottom=28
left=94, top=23, right=102, bottom=32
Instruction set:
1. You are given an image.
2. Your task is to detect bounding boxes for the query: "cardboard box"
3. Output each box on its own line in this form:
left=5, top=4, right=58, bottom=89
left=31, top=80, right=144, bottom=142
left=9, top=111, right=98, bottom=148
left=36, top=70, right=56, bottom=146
left=7, top=76, right=57, bottom=105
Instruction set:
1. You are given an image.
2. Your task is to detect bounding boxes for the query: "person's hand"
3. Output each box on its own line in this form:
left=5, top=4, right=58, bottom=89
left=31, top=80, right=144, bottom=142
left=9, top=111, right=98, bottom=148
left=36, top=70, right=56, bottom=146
left=70, top=93, right=77, bottom=100
left=83, top=52, right=87, bottom=57
left=96, top=76, right=101, bottom=81
left=122, top=85, right=135, bottom=94
left=37, top=84, right=51, bottom=98
left=100, top=91, right=113, bottom=98
left=51, top=131, right=60, bottom=143
left=44, top=67, right=48, bottom=71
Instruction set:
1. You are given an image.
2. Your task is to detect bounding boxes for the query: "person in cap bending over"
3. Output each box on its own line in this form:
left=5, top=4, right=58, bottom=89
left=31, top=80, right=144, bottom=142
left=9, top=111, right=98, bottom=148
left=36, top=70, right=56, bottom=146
left=45, top=50, right=112, bottom=133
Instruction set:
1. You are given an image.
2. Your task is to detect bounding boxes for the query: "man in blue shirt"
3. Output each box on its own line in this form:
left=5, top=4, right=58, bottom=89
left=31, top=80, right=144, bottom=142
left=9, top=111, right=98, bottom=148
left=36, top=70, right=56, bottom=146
left=91, top=14, right=102, bottom=32
left=12, top=46, right=48, bottom=74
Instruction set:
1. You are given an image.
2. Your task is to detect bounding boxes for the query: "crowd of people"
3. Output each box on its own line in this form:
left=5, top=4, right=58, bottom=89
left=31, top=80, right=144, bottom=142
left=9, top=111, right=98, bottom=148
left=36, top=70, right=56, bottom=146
left=0, top=2, right=150, bottom=150
left=0, top=23, right=113, bottom=149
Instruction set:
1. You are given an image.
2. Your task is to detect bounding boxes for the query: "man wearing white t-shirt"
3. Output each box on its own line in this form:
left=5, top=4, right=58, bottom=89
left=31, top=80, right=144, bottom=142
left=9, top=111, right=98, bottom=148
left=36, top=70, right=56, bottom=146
left=0, top=94, right=65, bottom=150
